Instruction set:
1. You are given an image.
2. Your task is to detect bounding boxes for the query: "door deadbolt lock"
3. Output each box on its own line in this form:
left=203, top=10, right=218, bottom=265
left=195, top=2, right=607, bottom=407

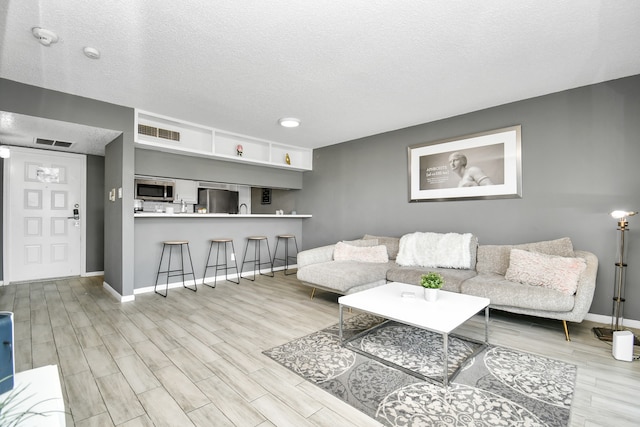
left=68, top=204, right=80, bottom=221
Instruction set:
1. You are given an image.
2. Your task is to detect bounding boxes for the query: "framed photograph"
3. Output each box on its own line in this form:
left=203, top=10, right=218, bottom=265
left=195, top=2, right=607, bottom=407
left=261, top=188, right=272, bottom=205
left=408, top=125, right=522, bottom=202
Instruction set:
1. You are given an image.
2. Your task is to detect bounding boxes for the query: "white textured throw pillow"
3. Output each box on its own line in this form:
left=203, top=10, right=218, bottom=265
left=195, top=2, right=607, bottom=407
left=333, top=241, right=389, bottom=263
left=505, top=249, right=586, bottom=295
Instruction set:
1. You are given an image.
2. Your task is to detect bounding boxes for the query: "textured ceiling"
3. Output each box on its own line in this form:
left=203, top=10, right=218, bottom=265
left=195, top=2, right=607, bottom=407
left=1, top=0, right=640, bottom=154
left=0, top=111, right=121, bottom=156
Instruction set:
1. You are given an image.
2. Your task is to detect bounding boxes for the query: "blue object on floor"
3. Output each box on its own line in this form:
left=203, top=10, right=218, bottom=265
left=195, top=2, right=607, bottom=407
left=0, top=311, right=15, bottom=394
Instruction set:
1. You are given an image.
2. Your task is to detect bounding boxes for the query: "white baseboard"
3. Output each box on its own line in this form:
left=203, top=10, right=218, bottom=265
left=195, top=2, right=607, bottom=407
left=133, top=265, right=295, bottom=295
left=103, top=280, right=135, bottom=302
left=102, top=265, right=640, bottom=331
left=82, top=271, right=104, bottom=277
left=584, top=313, right=640, bottom=329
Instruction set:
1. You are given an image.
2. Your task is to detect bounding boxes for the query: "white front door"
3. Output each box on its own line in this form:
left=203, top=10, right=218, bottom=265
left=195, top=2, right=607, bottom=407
left=4, top=147, right=86, bottom=283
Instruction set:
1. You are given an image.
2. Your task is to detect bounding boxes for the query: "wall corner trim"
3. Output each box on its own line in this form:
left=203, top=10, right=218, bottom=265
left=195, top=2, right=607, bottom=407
left=102, top=280, right=135, bottom=303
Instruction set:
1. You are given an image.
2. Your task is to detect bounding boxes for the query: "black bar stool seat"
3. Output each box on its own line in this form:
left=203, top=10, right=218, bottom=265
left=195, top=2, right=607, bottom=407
left=272, top=234, right=299, bottom=275
left=240, top=236, right=274, bottom=281
left=154, top=240, right=197, bottom=297
left=202, top=238, right=239, bottom=288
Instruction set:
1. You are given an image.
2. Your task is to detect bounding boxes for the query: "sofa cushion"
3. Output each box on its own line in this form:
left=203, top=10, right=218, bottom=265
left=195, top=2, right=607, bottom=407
left=386, top=265, right=477, bottom=293
left=395, top=232, right=477, bottom=269
left=505, top=249, right=586, bottom=295
left=461, top=273, right=575, bottom=312
left=476, top=237, right=575, bottom=275
left=363, top=234, right=400, bottom=260
left=296, top=260, right=394, bottom=294
left=342, top=238, right=379, bottom=247
left=333, top=242, right=389, bottom=263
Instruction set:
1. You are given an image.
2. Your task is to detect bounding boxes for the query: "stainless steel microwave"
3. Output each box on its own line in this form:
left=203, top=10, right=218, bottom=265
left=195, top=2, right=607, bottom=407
left=134, top=179, right=175, bottom=201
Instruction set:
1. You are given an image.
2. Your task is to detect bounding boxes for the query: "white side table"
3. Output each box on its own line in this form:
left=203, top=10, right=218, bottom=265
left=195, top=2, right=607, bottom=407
left=0, top=365, right=66, bottom=426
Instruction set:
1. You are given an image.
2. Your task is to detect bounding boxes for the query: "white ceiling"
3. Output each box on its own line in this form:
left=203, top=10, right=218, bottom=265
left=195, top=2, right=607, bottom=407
left=0, top=111, right=121, bottom=156
left=1, top=0, right=640, bottom=155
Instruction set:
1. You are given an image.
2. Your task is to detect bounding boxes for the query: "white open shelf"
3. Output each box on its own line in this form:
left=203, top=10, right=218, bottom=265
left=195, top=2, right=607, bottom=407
left=134, top=109, right=312, bottom=171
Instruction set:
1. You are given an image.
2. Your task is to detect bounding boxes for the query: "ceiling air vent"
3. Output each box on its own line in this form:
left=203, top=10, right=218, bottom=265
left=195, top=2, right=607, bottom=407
left=35, top=138, right=74, bottom=148
left=138, top=124, right=180, bottom=142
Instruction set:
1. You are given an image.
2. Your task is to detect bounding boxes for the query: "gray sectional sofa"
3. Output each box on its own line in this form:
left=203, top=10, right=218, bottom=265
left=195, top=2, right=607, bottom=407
left=296, top=233, right=598, bottom=341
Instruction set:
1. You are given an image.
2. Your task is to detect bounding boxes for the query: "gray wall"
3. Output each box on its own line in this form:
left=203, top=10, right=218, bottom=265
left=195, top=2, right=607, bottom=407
left=134, top=217, right=304, bottom=289
left=298, top=74, right=640, bottom=320
left=0, top=78, right=134, bottom=294
left=104, top=130, right=136, bottom=297
left=135, top=148, right=303, bottom=190
left=86, top=155, right=105, bottom=272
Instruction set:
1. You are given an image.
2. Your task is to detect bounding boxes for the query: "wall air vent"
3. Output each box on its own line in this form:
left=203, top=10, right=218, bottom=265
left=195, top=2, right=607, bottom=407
left=138, top=124, right=157, bottom=137
left=138, top=124, right=180, bottom=142
left=35, top=138, right=74, bottom=148
left=157, top=128, right=180, bottom=141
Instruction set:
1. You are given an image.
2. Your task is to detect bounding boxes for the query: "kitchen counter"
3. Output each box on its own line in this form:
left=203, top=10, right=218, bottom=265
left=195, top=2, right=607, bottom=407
left=134, top=212, right=310, bottom=291
left=135, top=213, right=311, bottom=218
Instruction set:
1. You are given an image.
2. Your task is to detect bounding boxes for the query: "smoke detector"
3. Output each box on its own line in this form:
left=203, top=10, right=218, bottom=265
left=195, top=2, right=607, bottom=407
left=32, top=27, right=59, bottom=46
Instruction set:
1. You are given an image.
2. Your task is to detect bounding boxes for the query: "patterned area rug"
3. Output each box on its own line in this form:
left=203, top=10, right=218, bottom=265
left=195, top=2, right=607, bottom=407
left=263, top=314, right=576, bottom=427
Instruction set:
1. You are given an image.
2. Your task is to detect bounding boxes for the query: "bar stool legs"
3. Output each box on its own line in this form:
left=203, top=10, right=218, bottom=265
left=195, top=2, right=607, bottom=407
left=154, top=241, right=197, bottom=297
left=240, top=236, right=274, bottom=281
left=272, top=234, right=299, bottom=275
left=202, top=238, right=239, bottom=288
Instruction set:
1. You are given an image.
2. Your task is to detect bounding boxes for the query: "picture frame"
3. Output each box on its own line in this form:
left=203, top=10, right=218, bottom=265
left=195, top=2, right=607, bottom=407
left=261, top=188, right=272, bottom=205
left=408, top=125, right=522, bottom=202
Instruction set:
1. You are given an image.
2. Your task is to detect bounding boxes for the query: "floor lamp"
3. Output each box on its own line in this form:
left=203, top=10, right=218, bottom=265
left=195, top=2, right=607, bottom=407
left=594, top=210, right=637, bottom=342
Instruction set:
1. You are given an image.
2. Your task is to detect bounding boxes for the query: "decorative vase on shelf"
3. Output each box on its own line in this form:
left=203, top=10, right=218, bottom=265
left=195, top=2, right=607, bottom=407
left=420, top=272, right=443, bottom=302
left=236, top=144, right=243, bottom=156
left=285, top=153, right=291, bottom=165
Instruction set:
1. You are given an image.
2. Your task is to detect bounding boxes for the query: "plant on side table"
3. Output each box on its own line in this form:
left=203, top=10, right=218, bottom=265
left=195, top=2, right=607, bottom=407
left=420, top=272, right=443, bottom=302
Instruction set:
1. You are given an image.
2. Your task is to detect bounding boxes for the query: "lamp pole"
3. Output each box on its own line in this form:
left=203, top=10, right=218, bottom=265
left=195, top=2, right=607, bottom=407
left=611, top=218, right=628, bottom=331
left=594, top=210, right=636, bottom=342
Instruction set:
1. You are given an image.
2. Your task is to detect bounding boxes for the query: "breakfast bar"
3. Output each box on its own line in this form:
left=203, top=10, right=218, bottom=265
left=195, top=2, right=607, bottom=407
left=134, top=213, right=311, bottom=291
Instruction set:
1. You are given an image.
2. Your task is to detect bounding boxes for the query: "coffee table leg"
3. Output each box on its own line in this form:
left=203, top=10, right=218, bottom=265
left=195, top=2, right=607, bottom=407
left=485, top=306, right=489, bottom=343
left=339, top=304, right=344, bottom=344
left=443, top=332, right=448, bottom=387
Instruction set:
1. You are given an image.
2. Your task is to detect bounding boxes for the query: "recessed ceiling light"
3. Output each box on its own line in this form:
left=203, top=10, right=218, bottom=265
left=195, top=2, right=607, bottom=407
left=278, top=117, right=300, bottom=128
left=83, top=46, right=100, bottom=59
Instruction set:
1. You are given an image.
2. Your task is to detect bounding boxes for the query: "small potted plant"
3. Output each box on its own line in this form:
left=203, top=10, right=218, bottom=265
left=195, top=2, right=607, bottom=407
left=420, top=272, right=443, bottom=302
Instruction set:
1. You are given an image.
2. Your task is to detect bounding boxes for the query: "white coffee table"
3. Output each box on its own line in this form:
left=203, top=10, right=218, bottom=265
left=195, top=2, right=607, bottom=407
left=0, top=365, right=66, bottom=426
left=338, top=282, right=490, bottom=387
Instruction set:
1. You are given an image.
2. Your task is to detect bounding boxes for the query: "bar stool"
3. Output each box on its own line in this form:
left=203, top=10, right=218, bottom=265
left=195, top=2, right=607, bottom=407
left=154, top=241, right=197, bottom=297
left=240, top=236, right=274, bottom=281
left=202, top=238, right=239, bottom=288
left=272, top=234, right=299, bottom=275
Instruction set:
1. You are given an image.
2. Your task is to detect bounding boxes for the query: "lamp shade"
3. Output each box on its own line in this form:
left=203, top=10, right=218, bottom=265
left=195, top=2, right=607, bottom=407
left=611, top=210, right=637, bottom=219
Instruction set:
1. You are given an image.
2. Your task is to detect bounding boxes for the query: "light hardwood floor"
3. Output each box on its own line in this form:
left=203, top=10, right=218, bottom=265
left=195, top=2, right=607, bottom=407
left=0, top=272, right=638, bottom=427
